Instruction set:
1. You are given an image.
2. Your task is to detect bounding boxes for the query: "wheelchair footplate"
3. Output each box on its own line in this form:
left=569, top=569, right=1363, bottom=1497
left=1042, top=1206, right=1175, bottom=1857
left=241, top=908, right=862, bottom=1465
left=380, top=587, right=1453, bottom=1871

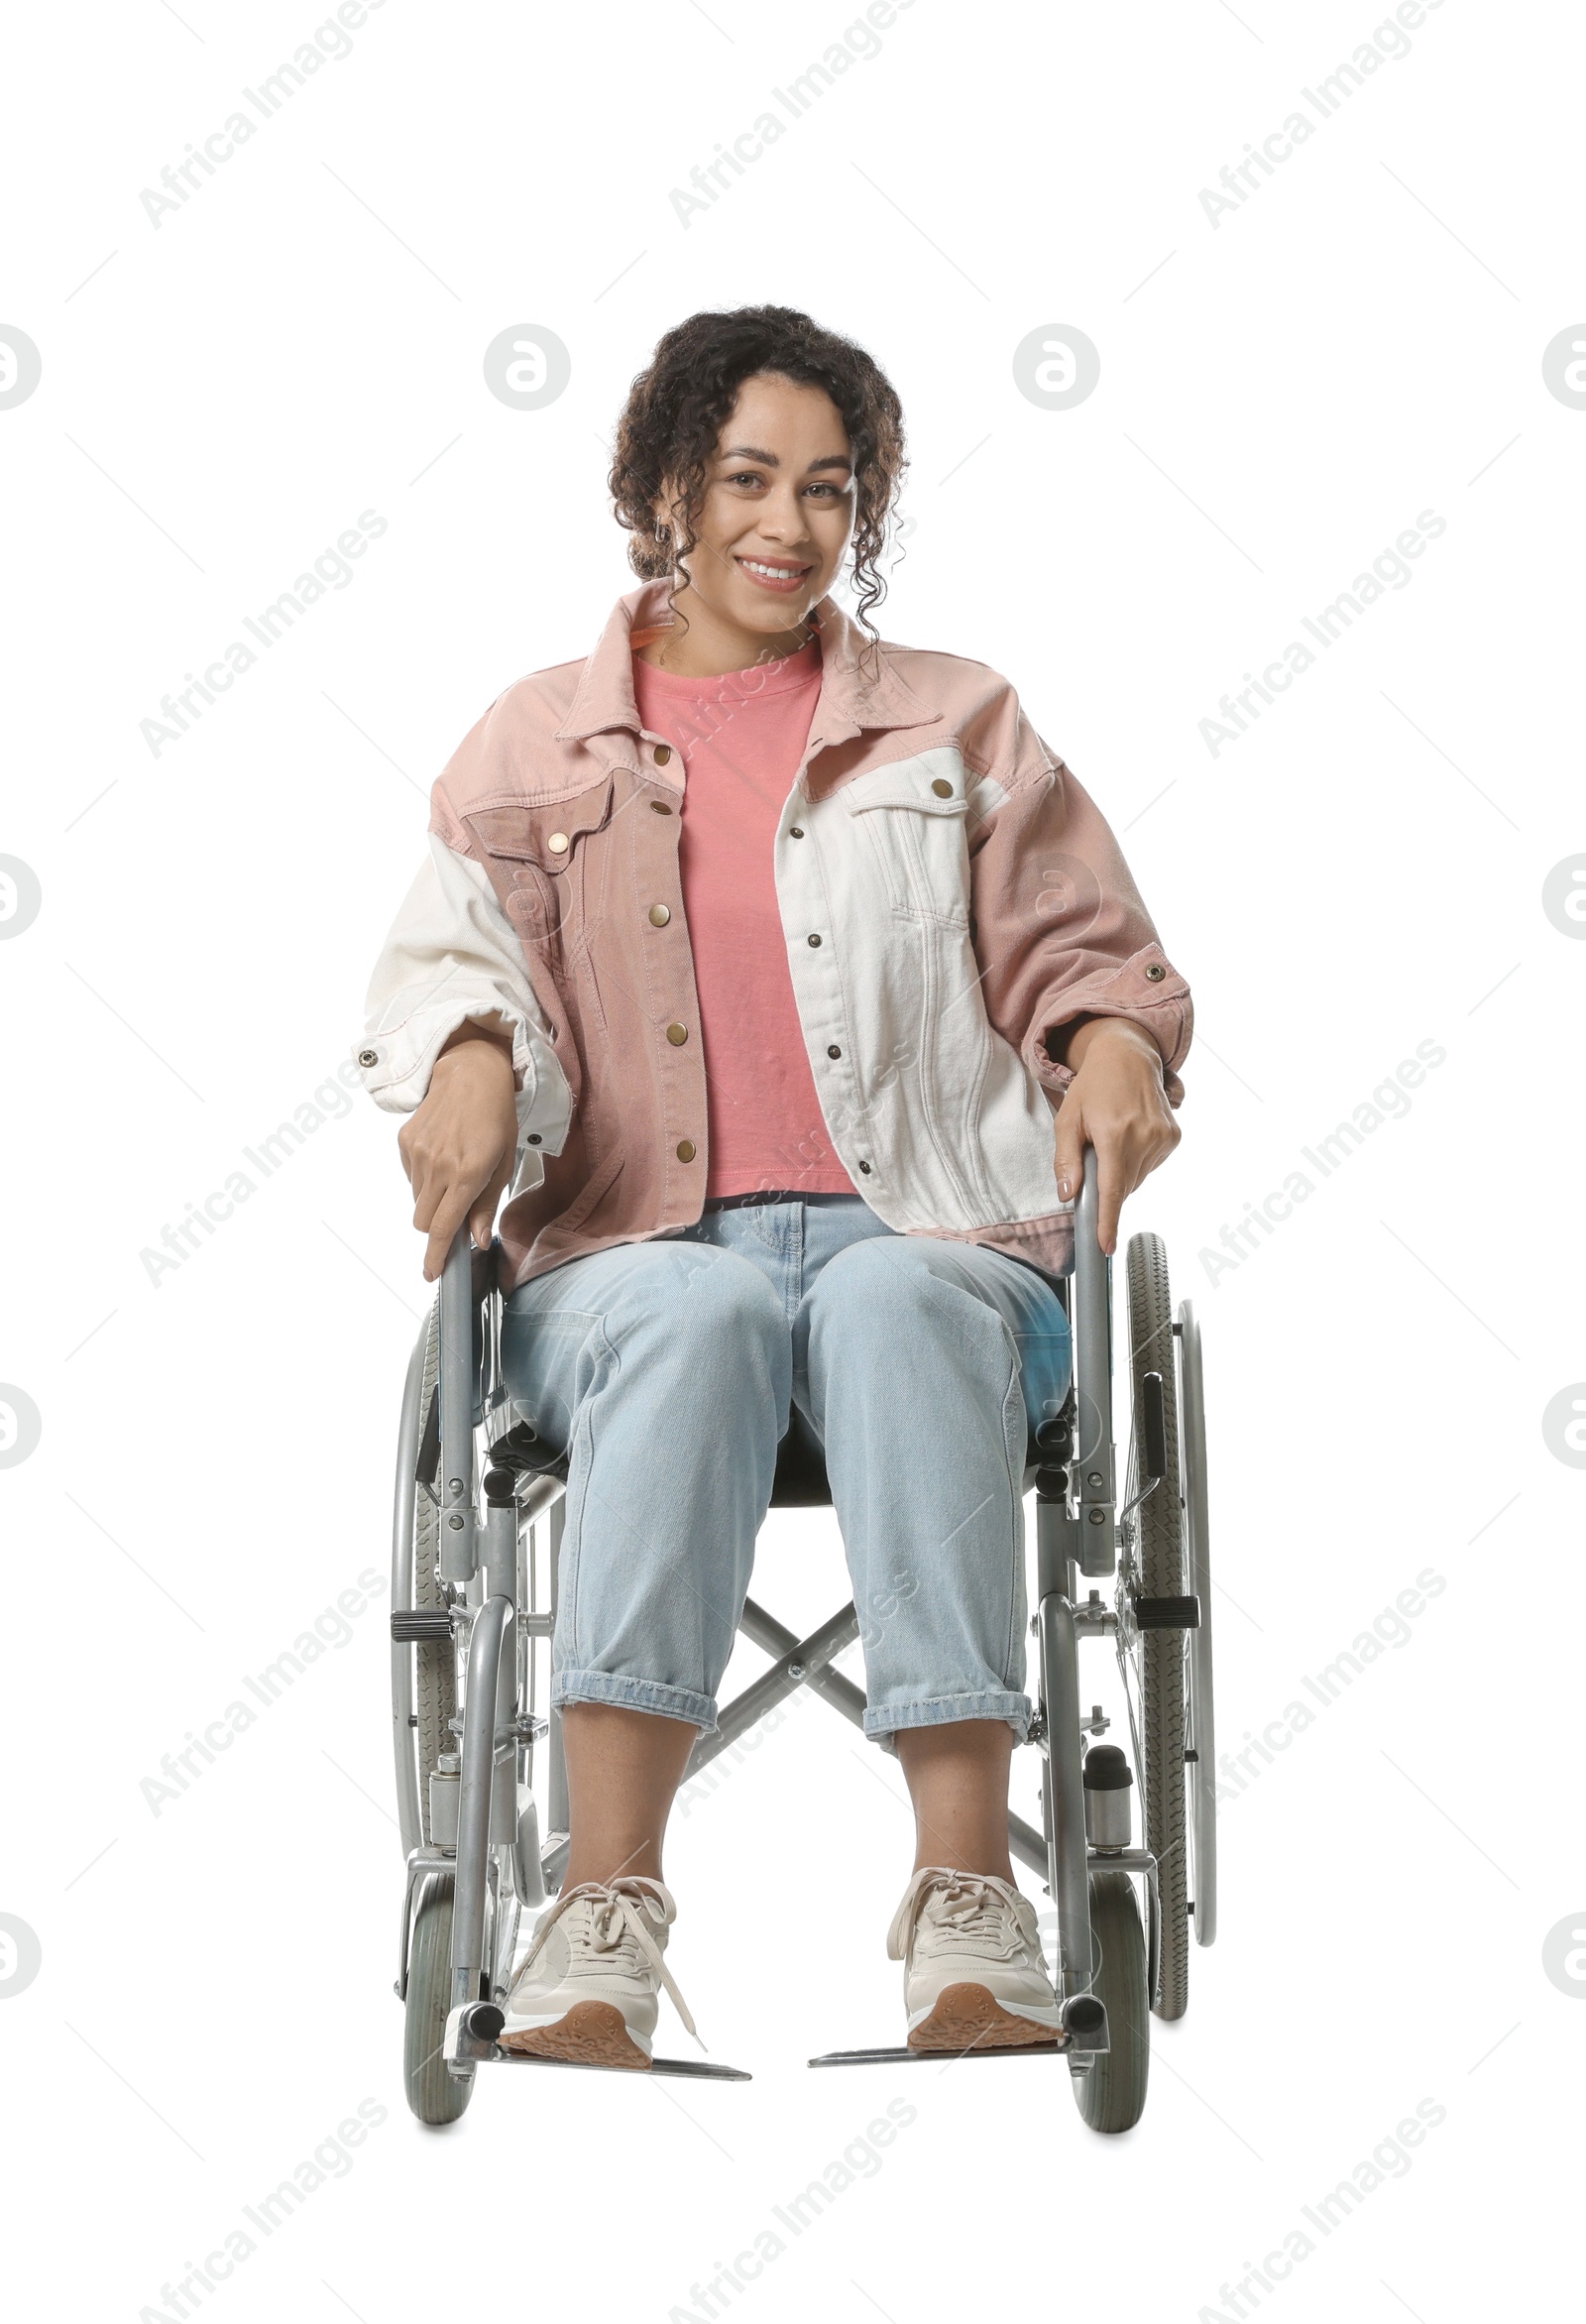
left=447, top=2002, right=751, bottom=2080
left=493, top=2050, right=751, bottom=2081
left=809, top=2033, right=1075, bottom=2067
left=810, top=1992, right=1102, bottom=2066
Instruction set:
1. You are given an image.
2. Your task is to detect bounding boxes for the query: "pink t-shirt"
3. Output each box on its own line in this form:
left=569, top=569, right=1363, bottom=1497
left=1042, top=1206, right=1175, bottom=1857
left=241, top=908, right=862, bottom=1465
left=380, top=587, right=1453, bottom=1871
left=630, top=633, right=858, bottom=1200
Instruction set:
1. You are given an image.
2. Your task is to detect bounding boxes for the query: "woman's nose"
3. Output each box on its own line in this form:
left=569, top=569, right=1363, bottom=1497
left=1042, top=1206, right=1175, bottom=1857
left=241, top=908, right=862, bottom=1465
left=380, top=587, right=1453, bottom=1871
left=757, top=490, right=809, bottom=539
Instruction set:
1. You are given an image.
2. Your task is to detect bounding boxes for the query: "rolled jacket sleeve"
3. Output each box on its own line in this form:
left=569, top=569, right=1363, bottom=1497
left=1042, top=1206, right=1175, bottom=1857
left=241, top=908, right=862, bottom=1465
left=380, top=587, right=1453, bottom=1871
left=964, top=691, right=1192, bottom=1107
left=353, top=832, right=573, bottom=1174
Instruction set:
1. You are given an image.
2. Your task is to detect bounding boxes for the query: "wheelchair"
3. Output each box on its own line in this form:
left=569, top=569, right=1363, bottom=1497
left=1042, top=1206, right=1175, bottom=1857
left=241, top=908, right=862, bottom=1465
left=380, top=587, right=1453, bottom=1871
left=388, top=1145, right=1216, bottom=2135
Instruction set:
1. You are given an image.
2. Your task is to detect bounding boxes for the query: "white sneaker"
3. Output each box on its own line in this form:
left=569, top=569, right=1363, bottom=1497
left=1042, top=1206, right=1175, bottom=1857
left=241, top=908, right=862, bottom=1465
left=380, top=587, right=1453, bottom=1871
left=887, top=1868, right=1066, bottom=2051
left=499, top=1875, right=697, bottom=2070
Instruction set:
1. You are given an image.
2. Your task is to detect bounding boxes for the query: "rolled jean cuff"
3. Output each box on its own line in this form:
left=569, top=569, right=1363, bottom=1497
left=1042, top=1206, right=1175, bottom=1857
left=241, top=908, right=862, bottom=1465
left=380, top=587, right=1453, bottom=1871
left=863, top=1688, right=1032, bottom=1748
left=550, top=1668, right=717, bottom=1733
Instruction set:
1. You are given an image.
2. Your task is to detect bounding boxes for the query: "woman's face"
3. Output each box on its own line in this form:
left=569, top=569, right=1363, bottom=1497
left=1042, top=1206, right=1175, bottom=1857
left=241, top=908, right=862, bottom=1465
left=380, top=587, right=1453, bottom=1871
left=659, top=372, right=854, bottom=641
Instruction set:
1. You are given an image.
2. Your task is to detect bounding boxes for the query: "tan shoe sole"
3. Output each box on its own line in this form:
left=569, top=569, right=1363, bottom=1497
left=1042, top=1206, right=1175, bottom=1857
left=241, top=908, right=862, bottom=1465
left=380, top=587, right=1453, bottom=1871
left=907, top=1981, right=1065, bottom=2052
left=499, top=2001, right=652, bottom=2070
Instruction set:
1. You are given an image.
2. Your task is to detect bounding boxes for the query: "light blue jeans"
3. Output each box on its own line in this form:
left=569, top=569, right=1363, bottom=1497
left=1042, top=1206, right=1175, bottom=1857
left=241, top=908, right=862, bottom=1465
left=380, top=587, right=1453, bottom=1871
left=498, top=1194, right=1073, bottom=1750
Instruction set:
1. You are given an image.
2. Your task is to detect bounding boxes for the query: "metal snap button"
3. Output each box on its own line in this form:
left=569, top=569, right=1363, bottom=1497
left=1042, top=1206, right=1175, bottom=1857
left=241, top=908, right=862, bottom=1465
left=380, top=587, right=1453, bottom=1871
left=547, top=831, right=569, bottom=855
left=1144, top=962, right=1166, bottom=982
left=651, top=800, right=673, bottom=816
left=930, top=778, right=954, bottom=797
left=653, top=743, right=672, bottom=764
left=527, top=1133, right=541, bottom=1146
left=648, top=903, right=670, bottom=925
left=807, top=932, right=822, bottom=947
left=358, top=1048, right=379, bottom=1068
left=828, top=1044, right=842, bottom=1058
left=789, top=825, right=804, bottom=838
left=676, top=1138, right=697, bottom=1162
left=666, top=1023, right=688, bottom=1045
left=857, top=1160, right=871, bottom=1175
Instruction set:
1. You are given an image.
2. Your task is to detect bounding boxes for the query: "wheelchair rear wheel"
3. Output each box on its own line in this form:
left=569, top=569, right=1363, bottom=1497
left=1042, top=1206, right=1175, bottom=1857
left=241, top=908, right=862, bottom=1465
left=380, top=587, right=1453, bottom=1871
left=413, top=1299, right=457, bottom=1845
left=404, top=1872, right=472, bottom=2126
left=1071, top=1871, right=1149, bottom=2134
left=1122, top=1232, right=1191, bottom=2020
left=1179, top=1298, right=1217, bottom=1947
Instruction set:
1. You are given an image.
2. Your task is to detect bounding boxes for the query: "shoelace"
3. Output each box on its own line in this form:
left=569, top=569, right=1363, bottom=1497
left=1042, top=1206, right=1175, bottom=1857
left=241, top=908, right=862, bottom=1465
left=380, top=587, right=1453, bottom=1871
left=508, top=1878, right=701, bottom=2043
left=916, top=1874, right=1026, bottom=1964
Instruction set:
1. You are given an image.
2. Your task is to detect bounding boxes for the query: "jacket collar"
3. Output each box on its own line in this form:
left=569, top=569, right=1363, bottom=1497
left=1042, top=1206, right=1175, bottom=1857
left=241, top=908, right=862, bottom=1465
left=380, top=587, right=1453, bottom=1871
left=554, top=577, right=942, bottom=756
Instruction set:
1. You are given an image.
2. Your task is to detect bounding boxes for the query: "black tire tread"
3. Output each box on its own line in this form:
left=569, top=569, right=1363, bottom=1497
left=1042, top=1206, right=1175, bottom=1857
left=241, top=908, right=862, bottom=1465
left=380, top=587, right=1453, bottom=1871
left=413, top=1300, right=455, bottom=1844
left=1125, top=1231, right=1190, bottom=2021
left=404, top=1875, right=471, bottom=2126
left=1072, top=1871, right=1150, bottom=2134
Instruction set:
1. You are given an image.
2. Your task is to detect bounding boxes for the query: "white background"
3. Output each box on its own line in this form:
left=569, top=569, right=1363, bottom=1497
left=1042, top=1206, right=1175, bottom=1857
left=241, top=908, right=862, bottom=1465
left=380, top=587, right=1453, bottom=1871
left=1, top=1, right=1580, bottom=2317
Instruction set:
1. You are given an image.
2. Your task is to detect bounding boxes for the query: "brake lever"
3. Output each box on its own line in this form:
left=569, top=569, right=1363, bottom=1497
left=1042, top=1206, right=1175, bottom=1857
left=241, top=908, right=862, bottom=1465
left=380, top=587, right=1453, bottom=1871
left=1116, top=1369, right=1167, bottom=1524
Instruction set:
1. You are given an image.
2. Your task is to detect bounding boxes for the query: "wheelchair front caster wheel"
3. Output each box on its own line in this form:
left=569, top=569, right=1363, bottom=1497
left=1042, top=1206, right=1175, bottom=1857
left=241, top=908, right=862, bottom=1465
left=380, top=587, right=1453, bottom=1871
left=404, top=1873, right=474, bottom=2127
left=1070, top=1871, right=1149, bottom=2136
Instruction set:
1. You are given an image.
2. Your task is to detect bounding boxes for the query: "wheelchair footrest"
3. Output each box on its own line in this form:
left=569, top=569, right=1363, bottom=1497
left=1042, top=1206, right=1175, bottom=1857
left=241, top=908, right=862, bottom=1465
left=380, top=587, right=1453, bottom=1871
left=489, top=2048, right=751, bottom=2081
left=809, top=2033, right=1073, bottom=2067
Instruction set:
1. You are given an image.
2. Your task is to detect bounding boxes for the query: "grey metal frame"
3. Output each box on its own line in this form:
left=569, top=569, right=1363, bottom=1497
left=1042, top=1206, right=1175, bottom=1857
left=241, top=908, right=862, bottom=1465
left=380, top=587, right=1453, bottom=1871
left=389, top=1141, right=1209, bottom=2083
left=1027, top=1143, right=1158, bottom=2062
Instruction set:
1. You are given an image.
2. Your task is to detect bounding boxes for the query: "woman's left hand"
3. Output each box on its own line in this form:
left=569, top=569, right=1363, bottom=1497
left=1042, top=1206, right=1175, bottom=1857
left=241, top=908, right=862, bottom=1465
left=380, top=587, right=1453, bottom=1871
left=1050, top=1016, right=1181, bottom=1257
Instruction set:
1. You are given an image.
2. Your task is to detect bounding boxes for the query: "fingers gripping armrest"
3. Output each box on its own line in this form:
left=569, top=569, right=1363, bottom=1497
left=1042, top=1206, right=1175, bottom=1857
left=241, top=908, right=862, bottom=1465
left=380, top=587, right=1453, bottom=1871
left=353, top=835, right=572, bottom=1182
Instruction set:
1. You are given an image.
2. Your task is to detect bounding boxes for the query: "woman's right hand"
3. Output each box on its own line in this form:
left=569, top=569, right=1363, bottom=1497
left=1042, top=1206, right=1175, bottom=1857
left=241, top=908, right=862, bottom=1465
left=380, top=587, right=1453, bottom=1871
left=397, top=1018, right=520, bottom=1281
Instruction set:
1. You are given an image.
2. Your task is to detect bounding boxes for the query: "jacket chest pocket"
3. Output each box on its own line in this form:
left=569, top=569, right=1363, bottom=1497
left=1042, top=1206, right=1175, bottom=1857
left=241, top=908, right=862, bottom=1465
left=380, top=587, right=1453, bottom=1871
left=843, top=785, right=970, bottom=926
left=466, top=780, right=614, bottom=948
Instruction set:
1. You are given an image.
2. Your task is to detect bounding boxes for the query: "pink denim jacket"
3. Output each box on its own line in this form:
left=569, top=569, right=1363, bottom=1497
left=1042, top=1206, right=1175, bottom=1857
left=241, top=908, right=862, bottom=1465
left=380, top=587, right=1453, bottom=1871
left=355, top=580, right=1191, bottom=1291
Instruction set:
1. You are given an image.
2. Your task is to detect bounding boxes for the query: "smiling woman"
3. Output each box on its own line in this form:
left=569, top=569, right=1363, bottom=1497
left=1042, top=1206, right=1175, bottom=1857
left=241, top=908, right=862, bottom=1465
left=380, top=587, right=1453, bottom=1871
left=356, top=301, right=1193, bottom=2066
left=609, top=306, right=905, bottom=671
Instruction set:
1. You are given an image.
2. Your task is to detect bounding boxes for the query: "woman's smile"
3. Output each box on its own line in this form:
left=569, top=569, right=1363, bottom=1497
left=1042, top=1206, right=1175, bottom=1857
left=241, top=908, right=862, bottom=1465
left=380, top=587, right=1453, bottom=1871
left=735, top=551, right=813, bottom=594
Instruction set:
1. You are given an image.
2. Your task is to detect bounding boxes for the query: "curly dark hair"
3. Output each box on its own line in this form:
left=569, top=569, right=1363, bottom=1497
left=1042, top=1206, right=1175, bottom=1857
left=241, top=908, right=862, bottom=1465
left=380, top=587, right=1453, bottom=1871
left=608, top=305, right=907, bottom=672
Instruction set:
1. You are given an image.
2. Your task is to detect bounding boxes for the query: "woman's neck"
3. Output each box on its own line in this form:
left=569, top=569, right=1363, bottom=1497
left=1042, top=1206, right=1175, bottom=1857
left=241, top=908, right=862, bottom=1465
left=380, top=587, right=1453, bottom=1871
left=634, top=584, right=818, bottom=677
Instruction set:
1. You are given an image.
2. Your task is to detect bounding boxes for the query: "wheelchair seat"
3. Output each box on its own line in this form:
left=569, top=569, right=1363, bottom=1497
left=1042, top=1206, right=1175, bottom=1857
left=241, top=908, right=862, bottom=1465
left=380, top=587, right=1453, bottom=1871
left=769, top=1400, right=1050, bottom=1508
left=768, top=1403, right=835, bottom=1507
left=482, top=1400, right=1049, bottom=1505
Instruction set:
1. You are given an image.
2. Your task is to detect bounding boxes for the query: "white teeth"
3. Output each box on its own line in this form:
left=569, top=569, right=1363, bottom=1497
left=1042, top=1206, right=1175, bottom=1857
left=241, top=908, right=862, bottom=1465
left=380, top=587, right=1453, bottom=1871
left=740, top=558, right=803, bottom=580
